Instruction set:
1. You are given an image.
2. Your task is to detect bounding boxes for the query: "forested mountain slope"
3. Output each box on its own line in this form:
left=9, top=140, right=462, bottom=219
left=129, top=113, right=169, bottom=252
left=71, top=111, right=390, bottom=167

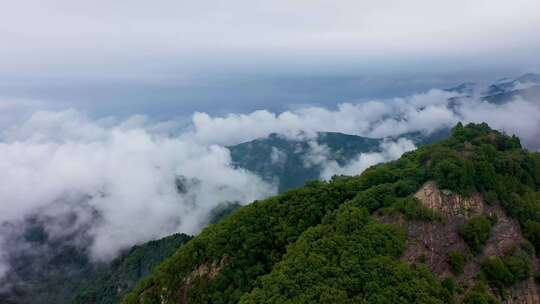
left=73, top=233, right=192, bottom=304
left=228, top=132, right=382, bottom=192
left=228, top=130, right=449, bottom=192
left=123, top=123, right=540, bottom=304
left=0, top=233, right=191, bottom=304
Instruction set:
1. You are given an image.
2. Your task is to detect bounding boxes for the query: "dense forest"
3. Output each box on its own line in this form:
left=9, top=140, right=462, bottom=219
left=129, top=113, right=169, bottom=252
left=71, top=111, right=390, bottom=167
left=121, top=123, right=540, bottom=303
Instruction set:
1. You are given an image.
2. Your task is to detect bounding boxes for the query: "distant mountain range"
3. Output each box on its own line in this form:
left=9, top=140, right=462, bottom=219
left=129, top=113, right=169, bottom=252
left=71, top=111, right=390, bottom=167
left=446, top=72, right=540, bottom=104
left=229, top=132, right=382, bottom=192
left=228, top=130, right=449, bottom=192
left=230, top=73, right=540, bottom=193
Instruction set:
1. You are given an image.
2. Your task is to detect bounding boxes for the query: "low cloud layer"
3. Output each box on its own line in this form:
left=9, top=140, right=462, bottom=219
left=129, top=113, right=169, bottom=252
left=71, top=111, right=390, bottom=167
left=304, top=138, right=417, bottom=180
left=456, top=98, right=540, bottom=150
left=0, top=110, right=275, bottom=269
left=188, top=90, right=458, bottom=145
left=1, top=85, right=540, bottom=278
left=188, top=90, right=540, bottom=150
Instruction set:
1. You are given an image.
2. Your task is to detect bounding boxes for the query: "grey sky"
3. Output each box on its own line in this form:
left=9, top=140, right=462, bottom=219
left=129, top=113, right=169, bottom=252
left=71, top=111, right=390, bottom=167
left=1, top=0, right=539, bottom=118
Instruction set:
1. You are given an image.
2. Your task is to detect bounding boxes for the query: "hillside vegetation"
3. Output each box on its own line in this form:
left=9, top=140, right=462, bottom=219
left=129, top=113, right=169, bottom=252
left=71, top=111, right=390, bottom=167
left=228, top=132, right=382, bottom=192
left=74, top=233, right=192, bottom=304
left=228, top=130, right=449, bottom=192
left=124, top=123, right=540, bottom=303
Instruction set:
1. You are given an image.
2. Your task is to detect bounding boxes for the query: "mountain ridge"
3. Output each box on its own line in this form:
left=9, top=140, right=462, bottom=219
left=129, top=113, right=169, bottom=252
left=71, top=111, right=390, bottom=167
left=123, top=123, right=540, bottom=303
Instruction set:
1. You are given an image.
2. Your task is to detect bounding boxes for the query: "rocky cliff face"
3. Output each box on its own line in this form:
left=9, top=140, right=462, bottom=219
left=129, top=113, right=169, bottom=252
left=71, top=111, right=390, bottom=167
left=157, top=256, right=229, bottom=304
left=379, top=181, right=540, bottom=303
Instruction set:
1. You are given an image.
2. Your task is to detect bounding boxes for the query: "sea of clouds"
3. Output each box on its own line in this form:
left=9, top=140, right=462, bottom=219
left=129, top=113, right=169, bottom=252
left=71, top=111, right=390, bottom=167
left=0, top=87, right=539, bottom=278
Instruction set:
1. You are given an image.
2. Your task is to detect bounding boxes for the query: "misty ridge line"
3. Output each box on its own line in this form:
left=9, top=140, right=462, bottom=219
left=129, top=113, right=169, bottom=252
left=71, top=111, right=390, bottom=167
left=0, top=82, right=539, bottom=279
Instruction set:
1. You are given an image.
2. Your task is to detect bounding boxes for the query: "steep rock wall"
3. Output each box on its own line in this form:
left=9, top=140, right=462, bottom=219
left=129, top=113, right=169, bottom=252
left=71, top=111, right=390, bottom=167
left=378, top=181, right=539, bottom=303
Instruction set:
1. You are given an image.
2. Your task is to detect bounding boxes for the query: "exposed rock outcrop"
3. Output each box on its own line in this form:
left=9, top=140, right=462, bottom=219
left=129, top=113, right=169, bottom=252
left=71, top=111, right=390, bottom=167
left=378, top=181, right=540, bottom=303
left=146, top=256, right=229, bottom=304
left=414, top=181, right=484, bottom=217
left=507, top=278, right=540, bottom=304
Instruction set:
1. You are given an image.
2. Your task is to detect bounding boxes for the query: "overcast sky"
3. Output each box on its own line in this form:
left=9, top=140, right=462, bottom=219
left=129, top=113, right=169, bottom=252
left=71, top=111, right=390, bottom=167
left=1, top=0, right=540, bottom=118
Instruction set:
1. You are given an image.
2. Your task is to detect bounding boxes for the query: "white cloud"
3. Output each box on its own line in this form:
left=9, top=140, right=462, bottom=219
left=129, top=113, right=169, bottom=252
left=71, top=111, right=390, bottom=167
left=457, top=97, right=540, bottom=150
left=187, top=89, right=540, bottom=151
left=270, top=147, right=286, bottom=165
left=186, top=89, right=459, bottom=146
left=305, top=138, right=416, bottom=180
left=3, top=109, right=109, bottom=143
left=0, top=110, right=275, bottom=262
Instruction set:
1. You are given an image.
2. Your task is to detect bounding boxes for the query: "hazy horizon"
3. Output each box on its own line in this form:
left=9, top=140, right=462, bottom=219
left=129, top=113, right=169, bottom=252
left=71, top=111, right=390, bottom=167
left=1, top=1, right=539, bottom=121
